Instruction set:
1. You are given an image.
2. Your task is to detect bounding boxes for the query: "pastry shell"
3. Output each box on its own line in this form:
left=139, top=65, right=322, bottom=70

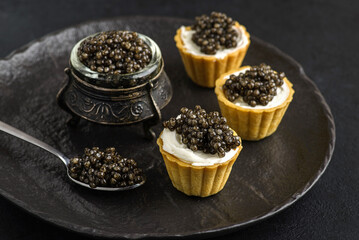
left=157, top=133, right=242, bottom=197
left=215, top=66, right=295, bottom=141
left=174, top=22, right=250, bottom=88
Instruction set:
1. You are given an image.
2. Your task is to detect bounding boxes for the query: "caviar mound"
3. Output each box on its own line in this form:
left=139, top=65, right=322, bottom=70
left=77, top=30, right=152, bottom=75
left=163, top=105, right=240, bottom=157
left=68, top=147, right=144, bottom=188
left=174, top=14, right=250, bottom=88
left=191, top=12, right=239, bottom=55
left=223, top=63, right=285, bottom=107
left=215, top=66, right=295, bottom=141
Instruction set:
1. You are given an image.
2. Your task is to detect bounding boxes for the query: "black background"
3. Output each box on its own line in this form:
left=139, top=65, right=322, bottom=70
left=0, top=0, right=358, bottom=239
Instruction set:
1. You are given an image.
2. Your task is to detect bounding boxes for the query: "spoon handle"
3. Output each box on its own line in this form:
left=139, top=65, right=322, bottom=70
left=0, top=121, right=69, bottom=165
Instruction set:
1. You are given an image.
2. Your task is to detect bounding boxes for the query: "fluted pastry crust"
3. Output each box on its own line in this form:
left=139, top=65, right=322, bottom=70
left=174, top=22, right=250, bottom=88
left=157, top=133, right=242, bottom=197
left=215, top=66, right=295, bottom=140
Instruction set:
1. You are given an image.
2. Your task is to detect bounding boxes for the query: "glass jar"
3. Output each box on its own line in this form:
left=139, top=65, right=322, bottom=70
left=57, top=31, right=172, bottom=139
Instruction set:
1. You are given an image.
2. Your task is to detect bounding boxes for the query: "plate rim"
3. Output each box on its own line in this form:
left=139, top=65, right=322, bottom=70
left=0, top=16, right=336, bottom=239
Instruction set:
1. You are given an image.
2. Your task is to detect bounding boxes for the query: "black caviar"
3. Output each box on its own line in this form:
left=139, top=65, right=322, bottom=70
left=163, top=105, right=240, bottom=157
left=223, top=63, right=285, bottom=107
left=191, top=12, right=239, bottom=55
left=68, top=147, right=144, bottom=188
left=77, top=30, right=152, bottom=75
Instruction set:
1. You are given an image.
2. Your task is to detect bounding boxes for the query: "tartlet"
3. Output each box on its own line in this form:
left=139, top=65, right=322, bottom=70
left=157, top=136, right=241, bottom=197
left=156, top=106, right=243, bottom=197
left=215, top=65, right=295, bottom=141
left=174, top=13, right=250, bottom=88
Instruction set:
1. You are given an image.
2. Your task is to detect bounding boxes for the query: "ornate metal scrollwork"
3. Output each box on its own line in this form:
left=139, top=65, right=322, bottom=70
left=57, top=62, right=172, bottom=138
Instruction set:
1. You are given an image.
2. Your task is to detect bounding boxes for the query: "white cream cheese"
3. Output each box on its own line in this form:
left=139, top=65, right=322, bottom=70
left=180, top=25, right=248, bottom=59
left=160, top=128, right=239, bottom=166
left=224, top=67, right=290, bottom=109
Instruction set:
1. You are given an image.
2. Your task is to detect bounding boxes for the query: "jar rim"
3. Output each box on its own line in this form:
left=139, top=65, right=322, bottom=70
left=70, top=31, right=162, bottom=88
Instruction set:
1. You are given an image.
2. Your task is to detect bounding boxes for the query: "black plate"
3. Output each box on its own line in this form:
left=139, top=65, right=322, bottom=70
left=0, top=17, right=335, bottom=239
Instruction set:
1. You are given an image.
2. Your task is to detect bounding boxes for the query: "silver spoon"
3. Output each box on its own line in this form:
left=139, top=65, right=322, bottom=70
left=0, top=121, right=145, bottom=191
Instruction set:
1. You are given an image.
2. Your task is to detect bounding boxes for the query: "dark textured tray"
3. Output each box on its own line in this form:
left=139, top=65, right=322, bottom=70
left=0, top=17, right=335, bottom=239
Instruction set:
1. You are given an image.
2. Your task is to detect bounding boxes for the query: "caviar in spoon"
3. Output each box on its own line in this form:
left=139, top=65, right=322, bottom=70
left=0, top=121, right=145, bottom=191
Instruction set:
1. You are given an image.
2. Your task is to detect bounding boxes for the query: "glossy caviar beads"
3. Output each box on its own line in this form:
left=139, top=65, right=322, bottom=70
left=78, top=30, right=152, bottom=74
left=68, top=147, right=144, bottom=188
left=191, top=12, right=239, bottom=54
left=223, top=63, right=285, bottom=107
left=163, top=105, right=240, bottom=157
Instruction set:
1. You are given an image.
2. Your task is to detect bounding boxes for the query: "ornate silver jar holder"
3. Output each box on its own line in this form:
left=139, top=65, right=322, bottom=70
left=57, top=32, right=172, bottom=139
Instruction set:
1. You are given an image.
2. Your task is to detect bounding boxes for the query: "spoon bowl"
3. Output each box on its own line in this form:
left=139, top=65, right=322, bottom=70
left=0, top=121, right=145, bottom=191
